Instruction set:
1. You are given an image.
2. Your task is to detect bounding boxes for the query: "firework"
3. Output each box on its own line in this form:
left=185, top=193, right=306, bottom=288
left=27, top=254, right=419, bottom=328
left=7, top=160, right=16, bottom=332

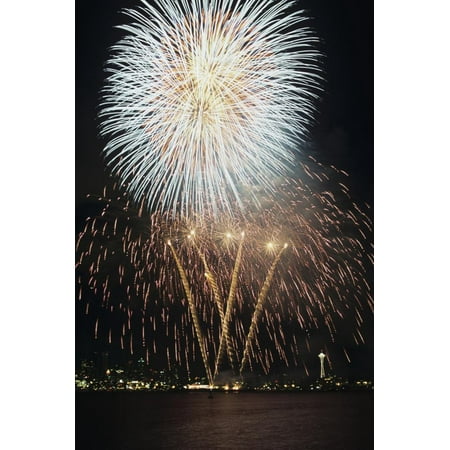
left=167, top=240, right=213, bottom=383
left=239, top=242, right=287, bottom=374
left=100, top=0, right=322, bottom=217
left=76, top=163, right=373, bottom=380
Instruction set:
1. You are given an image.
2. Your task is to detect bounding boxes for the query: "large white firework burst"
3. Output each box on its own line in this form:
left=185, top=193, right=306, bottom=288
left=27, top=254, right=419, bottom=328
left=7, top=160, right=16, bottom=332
left=100, top=0, right=322, bottom=217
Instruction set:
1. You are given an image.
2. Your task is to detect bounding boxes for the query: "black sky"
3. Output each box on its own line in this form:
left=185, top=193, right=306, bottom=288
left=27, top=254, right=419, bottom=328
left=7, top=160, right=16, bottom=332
left=76, top=0, right=373, bottom=377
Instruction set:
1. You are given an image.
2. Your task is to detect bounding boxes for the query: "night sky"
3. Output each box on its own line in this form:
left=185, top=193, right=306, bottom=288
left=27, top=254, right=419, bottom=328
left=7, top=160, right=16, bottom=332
left=76, top=0, right=374, bottom=379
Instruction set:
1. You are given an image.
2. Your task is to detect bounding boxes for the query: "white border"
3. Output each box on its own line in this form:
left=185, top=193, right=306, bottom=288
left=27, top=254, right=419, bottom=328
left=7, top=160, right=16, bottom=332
left=2, top=1, right=74, bottom=448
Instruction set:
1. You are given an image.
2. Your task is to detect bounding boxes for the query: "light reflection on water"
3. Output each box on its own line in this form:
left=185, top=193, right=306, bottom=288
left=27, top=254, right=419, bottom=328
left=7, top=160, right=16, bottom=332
left=76, top=391, right=373, bottom=450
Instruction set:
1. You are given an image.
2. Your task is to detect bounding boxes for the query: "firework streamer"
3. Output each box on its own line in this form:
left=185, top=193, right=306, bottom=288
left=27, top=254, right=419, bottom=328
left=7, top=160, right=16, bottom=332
left=240, top=243, right=288, bottom=374
left=189, top=234, right=225, bottom=323
left=213, top=232, right=245, bottom=380
left=99, top=0, right=322, bottom=218
left=167, top=240, right=213, bottom=384
left=190, top=236, right=240, bottom=372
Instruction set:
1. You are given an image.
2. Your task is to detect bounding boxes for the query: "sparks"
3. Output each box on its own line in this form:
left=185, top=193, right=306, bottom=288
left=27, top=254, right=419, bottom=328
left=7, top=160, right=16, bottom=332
left=76, top=171, right=373, bottom=379
left=99, top=0, right=322, bottom=217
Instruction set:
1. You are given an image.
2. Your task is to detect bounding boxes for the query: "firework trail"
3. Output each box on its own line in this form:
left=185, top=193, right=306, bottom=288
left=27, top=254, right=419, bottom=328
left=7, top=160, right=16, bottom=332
left=190, top=234, right=224, bottom=323
left=100, top=0, right=322, bottom=218
left=76, top=163, right=373, bottom=378
left=190, top=229, right=242, bottom=375
left=239, top=242, right=287, bottom=374
left=213, top=231, right=244, bottom=378
left=167, top=240, right=213, bottom=384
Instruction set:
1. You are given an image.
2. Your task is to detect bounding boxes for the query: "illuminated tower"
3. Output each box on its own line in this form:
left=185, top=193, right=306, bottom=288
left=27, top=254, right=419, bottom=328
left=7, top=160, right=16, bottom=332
left=318, top=351, right=326, bottom=378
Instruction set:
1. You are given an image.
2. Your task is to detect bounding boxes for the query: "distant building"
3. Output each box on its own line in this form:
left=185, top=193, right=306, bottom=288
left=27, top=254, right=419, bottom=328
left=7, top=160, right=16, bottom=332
left=318, top=351, right=326, bottom=378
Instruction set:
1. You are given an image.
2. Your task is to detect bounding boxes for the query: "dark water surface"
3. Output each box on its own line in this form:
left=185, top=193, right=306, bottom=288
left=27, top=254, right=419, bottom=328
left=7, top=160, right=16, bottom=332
left=76, top=391, right=373, bottom=449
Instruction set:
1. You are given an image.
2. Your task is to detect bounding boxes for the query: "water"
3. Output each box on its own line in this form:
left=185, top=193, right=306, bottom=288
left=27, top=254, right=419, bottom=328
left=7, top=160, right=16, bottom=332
left=76, top=391, right=373, bottom=449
